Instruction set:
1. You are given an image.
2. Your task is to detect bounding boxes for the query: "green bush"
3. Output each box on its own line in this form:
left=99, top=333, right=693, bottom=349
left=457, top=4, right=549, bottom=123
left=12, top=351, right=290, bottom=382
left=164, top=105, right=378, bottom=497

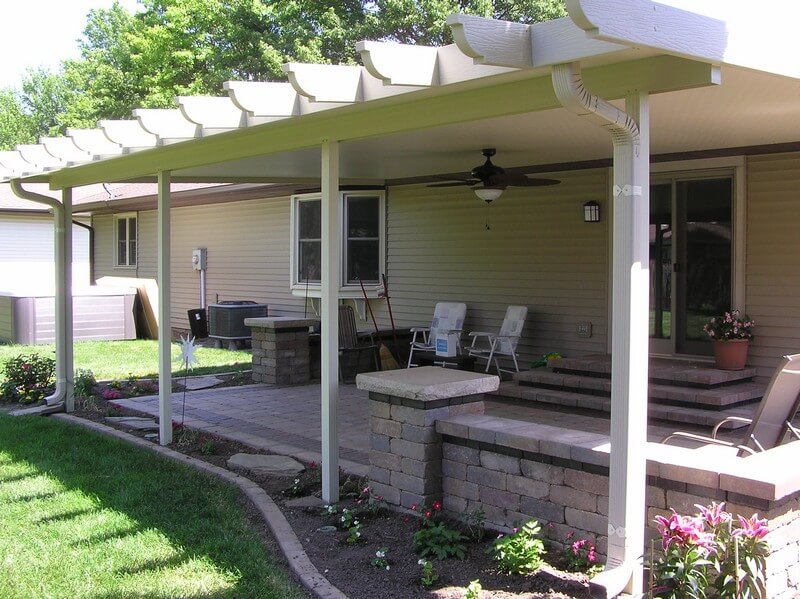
left=412, top=522, right=466, bottom=560
left=491, top=520, right=545, bottom=575
left=1, top=353, right=55, bottom=404
left=74, top=369, right=96, bottom=398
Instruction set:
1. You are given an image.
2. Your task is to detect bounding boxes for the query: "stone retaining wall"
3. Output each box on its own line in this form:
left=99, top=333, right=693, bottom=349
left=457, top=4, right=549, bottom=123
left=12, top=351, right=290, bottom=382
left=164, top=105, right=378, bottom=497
left=436, top=415, right=800, bottom=599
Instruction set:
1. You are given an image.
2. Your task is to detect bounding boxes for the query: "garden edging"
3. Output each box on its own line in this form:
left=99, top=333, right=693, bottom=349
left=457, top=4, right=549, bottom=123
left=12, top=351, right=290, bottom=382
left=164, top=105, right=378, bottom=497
left=52, top=414, right=348, bottom=599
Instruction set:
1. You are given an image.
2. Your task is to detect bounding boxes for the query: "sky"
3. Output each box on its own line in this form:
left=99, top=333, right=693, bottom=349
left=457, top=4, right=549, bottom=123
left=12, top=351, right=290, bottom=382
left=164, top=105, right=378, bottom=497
left=0, top=0, right=141, bottom=90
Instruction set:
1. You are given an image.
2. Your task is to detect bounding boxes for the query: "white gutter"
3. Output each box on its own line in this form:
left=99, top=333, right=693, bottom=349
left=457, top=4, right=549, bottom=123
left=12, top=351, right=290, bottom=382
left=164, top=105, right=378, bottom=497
left=551, top=62, right=649, bottom=598
left=9, top=180, right=74, bottom=410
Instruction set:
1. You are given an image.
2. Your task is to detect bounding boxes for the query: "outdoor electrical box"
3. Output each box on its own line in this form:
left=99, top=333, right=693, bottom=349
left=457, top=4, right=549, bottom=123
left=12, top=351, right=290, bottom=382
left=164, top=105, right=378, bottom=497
left=192, top=248, right=207, bottom=271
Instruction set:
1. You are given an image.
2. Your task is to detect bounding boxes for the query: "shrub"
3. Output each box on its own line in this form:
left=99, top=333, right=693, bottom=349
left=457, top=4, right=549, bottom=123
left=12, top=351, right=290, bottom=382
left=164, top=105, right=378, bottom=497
left=74, top=368, right=96, bottom=398
left=491, top=520, right=545, bottom=575
left=1, top=353, right=55, bottom=403
left=412, top=521, right=466, bottom=560
left=650, top=502, right=769, bottom=599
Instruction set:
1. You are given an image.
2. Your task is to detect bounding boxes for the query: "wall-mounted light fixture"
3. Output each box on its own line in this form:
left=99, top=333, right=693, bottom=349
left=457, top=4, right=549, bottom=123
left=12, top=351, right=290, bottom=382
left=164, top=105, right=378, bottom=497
left=474, top=187, right=504, bottom=203
left=583, top=201, right=600, bottom=222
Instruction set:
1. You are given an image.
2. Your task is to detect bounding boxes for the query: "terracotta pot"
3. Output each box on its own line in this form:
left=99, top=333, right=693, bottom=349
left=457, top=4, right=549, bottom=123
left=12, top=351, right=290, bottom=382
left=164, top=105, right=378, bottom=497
left=713, top=339, right=750, bottom=370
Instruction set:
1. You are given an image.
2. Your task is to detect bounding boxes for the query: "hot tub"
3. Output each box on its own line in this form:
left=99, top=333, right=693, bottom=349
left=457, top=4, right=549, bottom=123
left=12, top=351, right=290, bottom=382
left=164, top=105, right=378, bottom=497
left=0, top=286, right=137, bottom=344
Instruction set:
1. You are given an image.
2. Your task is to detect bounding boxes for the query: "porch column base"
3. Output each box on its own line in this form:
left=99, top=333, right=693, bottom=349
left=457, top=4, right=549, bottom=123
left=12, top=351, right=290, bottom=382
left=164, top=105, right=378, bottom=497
left=357, top=367, right=498, bottom=509
left=245, top=317, right=316, bottom=385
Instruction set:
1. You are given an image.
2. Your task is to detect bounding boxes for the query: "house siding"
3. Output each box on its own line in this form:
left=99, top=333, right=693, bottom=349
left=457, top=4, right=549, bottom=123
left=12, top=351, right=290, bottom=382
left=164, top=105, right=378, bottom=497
left=0, top=215, right=90, bottom=291
left=746, top=152, right=800, bottom=377
left=377, top=169, right=610, bottom=363
left=93, top=197, right=304, bottom=331
left=91, top=169, right=609, bottom=365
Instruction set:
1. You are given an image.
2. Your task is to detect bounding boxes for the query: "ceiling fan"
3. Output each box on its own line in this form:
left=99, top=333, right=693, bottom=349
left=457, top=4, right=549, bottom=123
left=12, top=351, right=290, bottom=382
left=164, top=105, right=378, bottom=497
left=428, top=148, right=560, bottom=202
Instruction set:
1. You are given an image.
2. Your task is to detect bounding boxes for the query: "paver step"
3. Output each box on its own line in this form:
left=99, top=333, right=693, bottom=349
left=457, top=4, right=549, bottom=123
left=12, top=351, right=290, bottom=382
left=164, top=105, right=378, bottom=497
left=514, top=370, right=765, bottom=408
left=538, top=354, right=757, bottom=387
left=491, top=382, right=756, bottom=431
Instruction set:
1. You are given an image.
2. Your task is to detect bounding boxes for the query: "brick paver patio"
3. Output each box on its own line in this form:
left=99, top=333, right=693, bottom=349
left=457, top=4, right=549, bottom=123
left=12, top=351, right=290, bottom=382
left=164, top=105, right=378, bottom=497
left=114, top=381, right=696, bottom=476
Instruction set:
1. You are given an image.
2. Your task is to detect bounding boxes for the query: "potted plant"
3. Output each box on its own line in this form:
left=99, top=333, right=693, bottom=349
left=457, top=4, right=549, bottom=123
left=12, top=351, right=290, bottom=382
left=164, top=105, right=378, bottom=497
left=703, top=310, right=754, bottom=370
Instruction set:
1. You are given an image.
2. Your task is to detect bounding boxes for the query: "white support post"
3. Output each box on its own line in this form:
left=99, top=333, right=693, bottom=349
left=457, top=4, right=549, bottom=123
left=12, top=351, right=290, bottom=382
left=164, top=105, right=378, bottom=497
left=157, top=171, right=173, bottom=445
left=321, top=140, right=340, bottom=503
left=606, top=90, right=650, bottom=594
left=551, top=63, right=649, bottom=596
left=62, top=188, right=74, bottom=412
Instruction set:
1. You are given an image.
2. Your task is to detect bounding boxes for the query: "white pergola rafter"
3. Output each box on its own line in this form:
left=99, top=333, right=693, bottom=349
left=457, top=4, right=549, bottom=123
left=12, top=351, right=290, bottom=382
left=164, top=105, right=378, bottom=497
left=0, top=151, right=35, bottom=177
left=39, top=137, right=92, bottom=166
left=177, top=96, right=248, bottom=134
left=67, top=128, right=123, bottom=158
left=100, top=119, right=158, bottom=152
left=16, top=144, right=64, bottom=171
left=134, top=108, right=202, bottom=145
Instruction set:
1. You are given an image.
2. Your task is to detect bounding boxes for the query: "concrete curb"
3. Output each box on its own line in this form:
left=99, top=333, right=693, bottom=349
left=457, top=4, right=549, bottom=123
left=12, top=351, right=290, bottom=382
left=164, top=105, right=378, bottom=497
left=52, top=414, right=349, bottom=599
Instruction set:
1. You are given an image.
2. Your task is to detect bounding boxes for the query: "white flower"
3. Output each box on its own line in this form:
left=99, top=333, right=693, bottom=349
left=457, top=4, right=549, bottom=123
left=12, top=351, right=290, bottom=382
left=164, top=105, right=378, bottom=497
left=418, top=559, right=426, bottom=566
left=376, top=550, right=385, bottom=558
left=386, top=565, right=390, bottom=571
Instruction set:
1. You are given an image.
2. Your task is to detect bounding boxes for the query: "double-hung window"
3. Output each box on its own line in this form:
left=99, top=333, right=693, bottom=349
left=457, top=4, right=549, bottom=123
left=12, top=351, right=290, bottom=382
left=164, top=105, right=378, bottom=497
left=291, top=191, right=385, bottom=293
left=114, top=214, right=137, bottom=268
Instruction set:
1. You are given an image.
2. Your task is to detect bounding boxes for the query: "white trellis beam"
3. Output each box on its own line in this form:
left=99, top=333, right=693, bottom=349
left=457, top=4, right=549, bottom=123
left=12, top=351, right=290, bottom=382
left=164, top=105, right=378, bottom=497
left=448, top=13, right=627, bottom=69
left=134, top=108, right=201, bottom=145
left=16, top=145, right=63, bottom=171
left=100, top=120, right=158, bottom=152
left=67, top=128, right=123, bottom=158
left=40, top=137, right=92, bottom=165
left=567, top=0, right=800, bottom=78
left=177, top=96, right=248, bottom=135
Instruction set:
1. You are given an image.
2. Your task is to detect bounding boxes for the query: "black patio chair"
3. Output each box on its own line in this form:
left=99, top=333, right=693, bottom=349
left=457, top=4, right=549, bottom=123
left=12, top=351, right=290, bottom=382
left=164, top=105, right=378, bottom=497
left=338, top=305, right=379, bottom=382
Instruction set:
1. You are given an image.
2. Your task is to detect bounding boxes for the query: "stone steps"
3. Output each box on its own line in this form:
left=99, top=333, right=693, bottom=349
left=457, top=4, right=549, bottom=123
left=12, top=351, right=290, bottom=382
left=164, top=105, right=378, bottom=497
left=514, top=370, right=765, bottom=409
left=492, top=382, right=756, bottom=430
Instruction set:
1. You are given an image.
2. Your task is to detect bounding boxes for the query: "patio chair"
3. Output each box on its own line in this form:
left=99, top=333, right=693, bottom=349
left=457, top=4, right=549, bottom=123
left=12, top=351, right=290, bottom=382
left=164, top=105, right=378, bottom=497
left=662, top=353, right=800, bottom=456
left=338, top=305, right=379, bottom=382
left=465, top=305, right=528, bottom=374
left=406, top=302, right=467, bottom=368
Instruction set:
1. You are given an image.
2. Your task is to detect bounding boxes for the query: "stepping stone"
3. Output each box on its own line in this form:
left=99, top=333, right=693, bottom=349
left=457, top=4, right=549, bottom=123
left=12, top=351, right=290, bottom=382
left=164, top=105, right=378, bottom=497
left=227, top=453, right=305, bottom=477
left=10, top=404, right=63, bottom=417
left=177, top=375, right=224, bottom=391
left=105, top=416, right=159, bottom=431
left=285, top=495, right=325, bottom=509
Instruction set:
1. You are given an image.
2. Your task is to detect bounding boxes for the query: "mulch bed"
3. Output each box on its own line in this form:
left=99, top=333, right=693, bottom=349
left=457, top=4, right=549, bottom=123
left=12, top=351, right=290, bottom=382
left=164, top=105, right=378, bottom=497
left=11, top=380, right=596, bottom=599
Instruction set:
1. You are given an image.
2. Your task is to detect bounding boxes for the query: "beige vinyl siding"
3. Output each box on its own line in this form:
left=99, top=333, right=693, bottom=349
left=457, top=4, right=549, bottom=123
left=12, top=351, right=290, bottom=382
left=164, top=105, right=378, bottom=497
left=372, top=169, right=609, bottom=364
left=745, top=152, right=800, bottom=377
left=0, top=296, right=12, bottom=341
left=94, top=197, right=306, bottom=331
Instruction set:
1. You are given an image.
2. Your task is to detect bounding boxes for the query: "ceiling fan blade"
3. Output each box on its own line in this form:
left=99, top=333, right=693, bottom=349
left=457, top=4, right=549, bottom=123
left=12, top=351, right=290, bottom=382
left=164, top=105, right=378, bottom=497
left=501, top=173, right=561, bottom=187
left=427, top=180, right=478, bottom=188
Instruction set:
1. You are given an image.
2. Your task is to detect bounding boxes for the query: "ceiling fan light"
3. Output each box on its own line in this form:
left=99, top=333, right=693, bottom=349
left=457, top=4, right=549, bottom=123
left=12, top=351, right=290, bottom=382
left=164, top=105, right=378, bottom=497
left=474, top=187, right=503, bottom=203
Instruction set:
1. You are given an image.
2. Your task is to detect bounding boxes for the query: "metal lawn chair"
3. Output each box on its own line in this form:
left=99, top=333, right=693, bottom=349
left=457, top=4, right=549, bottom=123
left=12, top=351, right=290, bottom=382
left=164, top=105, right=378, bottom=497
left=406, top=302, right=467, bottom=368
left=662, top=353, right=800, bottom=456
left=465, top=305, right=528, bottom=373
left=338, top=305, right=379, bottom=382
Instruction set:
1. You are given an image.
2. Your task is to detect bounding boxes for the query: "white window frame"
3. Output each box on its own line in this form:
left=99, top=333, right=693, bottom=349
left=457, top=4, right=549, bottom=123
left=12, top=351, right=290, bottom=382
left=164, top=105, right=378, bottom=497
left=290, top=190, right=386, bottom=298
left=113, top=213, right=138, bottom=268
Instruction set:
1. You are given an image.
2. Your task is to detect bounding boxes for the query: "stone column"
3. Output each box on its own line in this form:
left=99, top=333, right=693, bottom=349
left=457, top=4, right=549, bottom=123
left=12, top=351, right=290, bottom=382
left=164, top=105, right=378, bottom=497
left=356, top=367, right=499, bottom=509
left=244, top=317, right=317, bottom=385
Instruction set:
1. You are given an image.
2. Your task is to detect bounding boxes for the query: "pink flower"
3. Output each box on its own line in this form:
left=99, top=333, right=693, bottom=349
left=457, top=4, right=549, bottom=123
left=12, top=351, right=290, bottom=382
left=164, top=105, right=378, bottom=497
left=432, top=500, right=442, bottom=511
left=101, top=388, right=122, bottom=400
left=424, top=510, right=432, bottom=519
left=308, top=461, right=317, bottom=469
left=733, top=514, right=769, bottom=540
left=654, top=511, right=715, bottom=552
left=410, top=503, right=418, bottom=511
left=697, top=502, right=730, bottom=527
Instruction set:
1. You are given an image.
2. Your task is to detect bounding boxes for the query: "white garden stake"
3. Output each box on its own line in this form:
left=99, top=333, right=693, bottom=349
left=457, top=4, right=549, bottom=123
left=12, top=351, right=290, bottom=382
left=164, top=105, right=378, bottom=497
left=176, top=334, right=200, bottom=427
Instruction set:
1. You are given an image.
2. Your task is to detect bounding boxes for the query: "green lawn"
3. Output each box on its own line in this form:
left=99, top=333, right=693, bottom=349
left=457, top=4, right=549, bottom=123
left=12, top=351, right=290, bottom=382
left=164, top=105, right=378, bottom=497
left=0, top=340, right=251, bottom=381
left=0, top=412, right=305, bottom=599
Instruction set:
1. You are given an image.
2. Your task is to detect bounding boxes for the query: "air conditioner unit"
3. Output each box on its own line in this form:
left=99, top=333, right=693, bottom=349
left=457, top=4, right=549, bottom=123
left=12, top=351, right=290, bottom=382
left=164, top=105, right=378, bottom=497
left=208, top=301, right=268, bottom=340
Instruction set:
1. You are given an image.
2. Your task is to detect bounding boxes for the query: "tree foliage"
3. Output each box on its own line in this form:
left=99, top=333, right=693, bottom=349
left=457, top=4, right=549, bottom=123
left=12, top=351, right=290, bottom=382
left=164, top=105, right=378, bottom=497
left=0, top=0, right=566, bottom=148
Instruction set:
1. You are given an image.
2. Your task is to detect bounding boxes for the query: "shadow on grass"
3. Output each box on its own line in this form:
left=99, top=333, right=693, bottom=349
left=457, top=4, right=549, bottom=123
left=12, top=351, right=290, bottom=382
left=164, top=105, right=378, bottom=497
left=0, top=414, right=303, bottom=599
left=34, top=507, right=98, bottom=525
left=6, top=491, right=59, bottom=503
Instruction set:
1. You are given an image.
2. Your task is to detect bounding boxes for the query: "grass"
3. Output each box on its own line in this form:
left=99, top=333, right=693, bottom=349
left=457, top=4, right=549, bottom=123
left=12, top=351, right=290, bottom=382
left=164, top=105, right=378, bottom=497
left=0, top=340, right=251, bottom=381
left=0, top=412, right=305, bottom=599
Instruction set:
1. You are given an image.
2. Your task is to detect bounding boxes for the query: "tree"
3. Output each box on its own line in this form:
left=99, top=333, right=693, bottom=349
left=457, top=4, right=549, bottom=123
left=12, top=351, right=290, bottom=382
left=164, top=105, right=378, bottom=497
left=0, top=89, right=35, bottom=151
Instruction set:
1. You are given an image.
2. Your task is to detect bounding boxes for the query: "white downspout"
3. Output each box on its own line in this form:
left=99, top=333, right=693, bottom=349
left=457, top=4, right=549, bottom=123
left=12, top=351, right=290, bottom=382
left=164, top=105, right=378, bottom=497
left=552, top=62, right=650, bottom=598
left=9, top=180, right=74, bottom=410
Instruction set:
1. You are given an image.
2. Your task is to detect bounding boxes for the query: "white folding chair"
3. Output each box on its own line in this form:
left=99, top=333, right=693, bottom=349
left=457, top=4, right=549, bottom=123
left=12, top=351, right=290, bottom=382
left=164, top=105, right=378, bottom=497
left=407, top=302, right=467, bottom=368
left=465, top=305, right=527, bottom=374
